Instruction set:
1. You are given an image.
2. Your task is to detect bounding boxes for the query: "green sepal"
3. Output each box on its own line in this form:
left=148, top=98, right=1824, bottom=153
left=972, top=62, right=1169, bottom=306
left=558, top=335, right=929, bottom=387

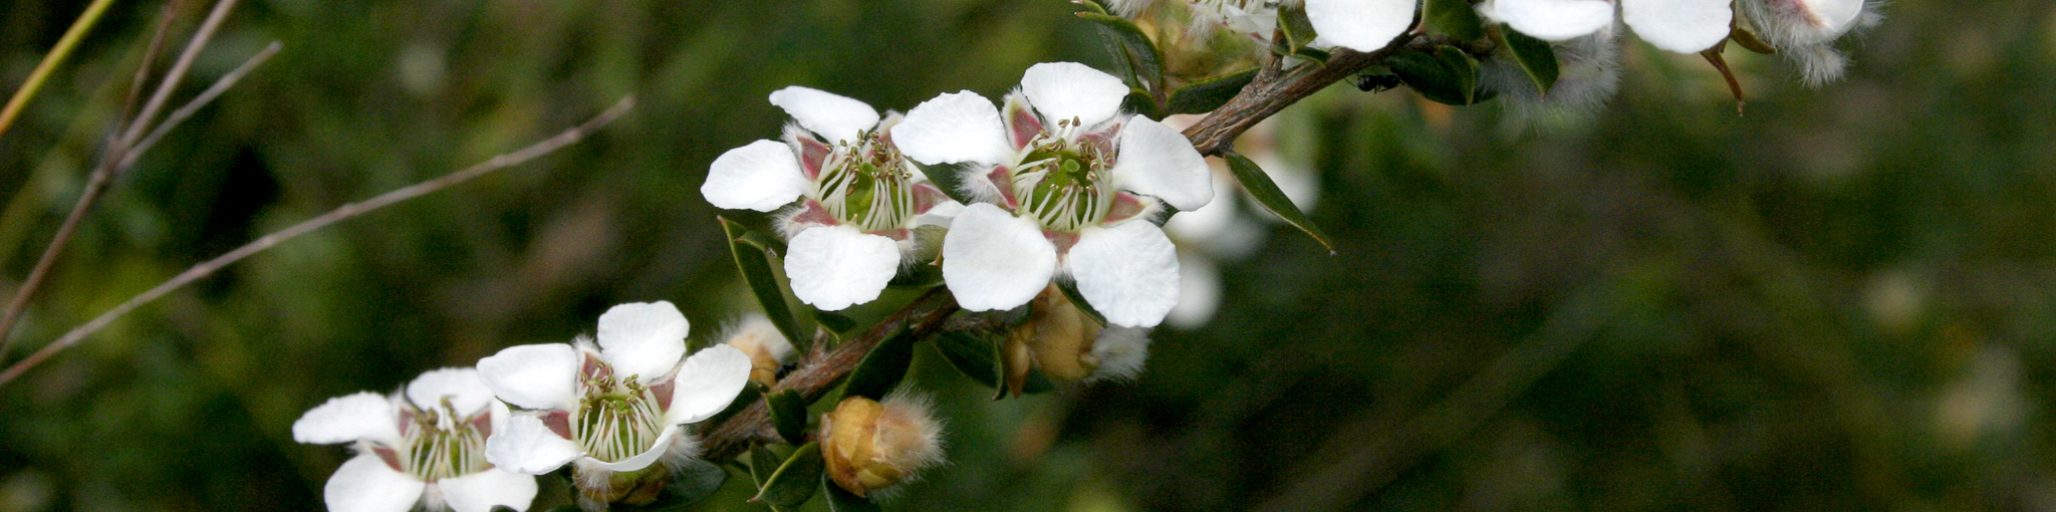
left=1278, top=6, right=1322, bottom=61
left=824, top=476, right=884, bottom=512
left=720, top=217, right=808, bottom=350
left=841, top=329, right=918, bottom=400
left=932, top=331, right=1054, bottom=394
left=768, top=389, right=811, bottom=445
left=1122, top=88, right=1166, bottom=120
left=912, top=161, right=980, bottom=205
left=1056, top=280, right=1109, bottom=327
left=751, top=442, right=825, bottom=508
left=1076, top=12, right=1166, bottom=94
left=1492, top=26, right=1560, bottom=95
left=1167, top=68, right=1258, bottom=115
left=1222, top=152, right=1335, bottom=253
left=1425, top=0, right=1486, bottom=40
left=1389, top=45, right=1483, bottom=105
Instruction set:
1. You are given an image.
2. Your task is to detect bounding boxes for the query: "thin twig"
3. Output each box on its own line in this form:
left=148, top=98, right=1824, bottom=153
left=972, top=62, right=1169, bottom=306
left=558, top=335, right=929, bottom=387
left=117, top=0, right=186, bottom=137
left=0, top=1, right=252, bottom=358
left=0, top=96, right=639, bottom=388
left=0, top=0, right=118, bottom=142
left=118, top=41, right=281, bottom=170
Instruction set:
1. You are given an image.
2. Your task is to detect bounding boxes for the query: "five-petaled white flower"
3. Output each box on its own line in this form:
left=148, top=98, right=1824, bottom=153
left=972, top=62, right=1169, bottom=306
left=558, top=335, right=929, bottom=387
left=702, top=87, right=957, bottom=311
left=293, top=368, right=537, bottom=512
left=476, top=301, right=751, bottom=478
left=1113, top=0, right=1420, bottom=53
left=890, top=62, right=1212, bottom=328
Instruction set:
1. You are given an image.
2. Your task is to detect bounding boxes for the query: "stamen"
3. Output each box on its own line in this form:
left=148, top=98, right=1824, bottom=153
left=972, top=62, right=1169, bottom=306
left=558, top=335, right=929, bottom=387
left=398, top=401, right=489, bottom=481
left=811, top=131, right=917, bottom=232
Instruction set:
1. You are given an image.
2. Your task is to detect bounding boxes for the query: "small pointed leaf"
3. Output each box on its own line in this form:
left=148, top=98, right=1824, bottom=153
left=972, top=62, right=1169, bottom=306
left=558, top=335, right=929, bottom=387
left=1222, top=152, right=1336, bottom=252
left=1389, top=45, right=1482, bottom=105
left=1077, top=12, right=1166, bottom=94
left=1167, top=69, right=1258, bottom=115
left=841, top=330, right=918, bottom=400
left=1493, top=27, right=1560, bottom=95
left=933, top=331, right=1053, bottom=394
left=721, top=218, right=808, bottom=349
left=1426, top=0, right=1486, bottom=40
left=751, top=442, right=825, bottom=508
left=767, top=389, right=810, bottom=445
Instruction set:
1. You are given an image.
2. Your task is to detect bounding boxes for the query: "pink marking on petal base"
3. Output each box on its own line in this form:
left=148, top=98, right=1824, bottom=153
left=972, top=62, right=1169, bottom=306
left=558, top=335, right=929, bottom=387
left=580, top=353, right=611, bottom=380
left=543, top=410, right=574, bottom=439
left=791, top=199, right=838, bottom=227
left=912, top=183, right=949, bottom=212
left=1103, top=193, right=1150, bottom=225
left=1078, top=122, right=1123, bottom=155
left=649, top=379, right=675, bottom=411
left=470, top=412, right=494, bottom=438
left=1047, top=230, right=1080, bottom=256
left=989, top=166, right=1019, bottom=209
left=1005, top=99, right=1044, bottom=151
left=374, top=445, right=406, bottom=472
left=796, top=137, right=831, bottom=180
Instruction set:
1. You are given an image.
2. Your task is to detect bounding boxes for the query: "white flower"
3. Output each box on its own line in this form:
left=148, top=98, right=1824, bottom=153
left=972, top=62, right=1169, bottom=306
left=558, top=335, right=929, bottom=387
left=292, top=368, right=537, bottom=512
left=702, top=87, right=959, bottom=311
left=892, top=62, right=1214, bottom=328
left=1739, top=0, right=1878, bottom=85
left=1154, top=0, right=1420, bottom=53
left=1480, top=0, right=1735, bottom=54
left=475, top=301, right=751, bottom=479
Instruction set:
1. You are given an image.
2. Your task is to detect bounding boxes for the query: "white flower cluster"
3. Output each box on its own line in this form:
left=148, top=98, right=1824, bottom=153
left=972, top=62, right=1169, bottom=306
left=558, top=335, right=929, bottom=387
left=1481, top=0, right=1878, bottom=84
left=294, top=301, right=756, bottom=511
left=705, top=62, right=1215, bottom=331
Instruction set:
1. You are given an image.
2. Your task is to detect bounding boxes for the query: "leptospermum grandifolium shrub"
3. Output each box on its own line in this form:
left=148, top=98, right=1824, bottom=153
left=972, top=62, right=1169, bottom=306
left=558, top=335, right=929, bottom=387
left=295, top=1, right=1881, bottom=509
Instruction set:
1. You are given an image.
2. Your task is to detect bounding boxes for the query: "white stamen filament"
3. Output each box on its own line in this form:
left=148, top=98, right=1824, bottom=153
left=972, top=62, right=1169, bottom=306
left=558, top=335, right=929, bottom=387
left=402, top=402, right=489, bottom=481
left=813, top=132, right=916, bottom=232
left=571, top=376, right=666, bottom=463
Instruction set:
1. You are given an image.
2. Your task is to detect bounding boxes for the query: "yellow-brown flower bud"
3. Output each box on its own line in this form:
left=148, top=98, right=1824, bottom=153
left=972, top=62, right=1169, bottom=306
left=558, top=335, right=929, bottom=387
left=720, top=315, right=793, bottom=388
left=1001, top=286, right=1154, bottom=395
left=820, top=395, right=944, bottom=497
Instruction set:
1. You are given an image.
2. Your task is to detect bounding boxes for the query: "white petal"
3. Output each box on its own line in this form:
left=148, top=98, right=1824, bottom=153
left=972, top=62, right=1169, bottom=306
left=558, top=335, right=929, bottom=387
left=892, top=91, right=1012, bottom=166
left=768, top=86, right=880, bottom=144
left=785, top=226, right=902, bottom=311
left=324, top=454, right=424, bottom=512
left=293, top=392, right=400, bottom=445
left=941, top=203, right=1057, bottom=311
left=1167, top=252, right=1222, bottom=329
left=1067, top=222, right=1180, bottom=328
left=703, top=140, right=809, bottom=212
left=667, top=345, right=754, bottom=425
left=476, top=344, right=580, bottom=411
left=914, top=200, right=964, bottom=229
left=404, top=367, right=494, bottom=416
left=485, top=413, right=583, bottom=475
left=1801, top=0, right=1864, bottom=35
left=1110, top=117, right=1212, bottom=211
left=582, top=424, right=682, bottom=472
left=1304, top=0, right=1419, bottom=52
left=597, top=301, right=691, bottom=382
left=1622, top=0, right=1732, bottom=53
left=1019, top=62, right=1129, bottom=128
left=438, top=469, right=538, bottom=512
left=1482, top=0, right=1617, bottom=41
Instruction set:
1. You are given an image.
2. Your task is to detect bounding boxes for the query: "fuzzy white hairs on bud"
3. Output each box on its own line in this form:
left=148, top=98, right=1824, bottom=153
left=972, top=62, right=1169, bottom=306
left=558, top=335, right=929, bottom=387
left=1739, top=0, right=1885, bottom=87
left=1480, top=27, right=1622, bottom=119
left=1086, top=327, right=1153, bottom=382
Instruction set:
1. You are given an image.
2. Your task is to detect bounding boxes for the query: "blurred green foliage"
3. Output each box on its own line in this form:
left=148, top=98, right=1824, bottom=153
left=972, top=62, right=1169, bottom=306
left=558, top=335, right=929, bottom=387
left=3, top=1, right=2055, bottom=510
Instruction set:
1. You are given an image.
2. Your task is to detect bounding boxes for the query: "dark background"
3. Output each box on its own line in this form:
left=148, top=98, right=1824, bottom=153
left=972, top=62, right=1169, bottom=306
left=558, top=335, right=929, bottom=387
left=4, top=1, right=2054, bottom=510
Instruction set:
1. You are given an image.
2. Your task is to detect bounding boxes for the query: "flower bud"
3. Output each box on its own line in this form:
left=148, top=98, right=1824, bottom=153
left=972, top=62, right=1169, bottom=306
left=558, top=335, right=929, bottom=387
left=721, top=314, right=794, bottom=387
left=1002, top=286, right=1155, bottom=395
left=1739, top=0, right=1880, bottom=86
left=821, top=395, right=945, bottom=497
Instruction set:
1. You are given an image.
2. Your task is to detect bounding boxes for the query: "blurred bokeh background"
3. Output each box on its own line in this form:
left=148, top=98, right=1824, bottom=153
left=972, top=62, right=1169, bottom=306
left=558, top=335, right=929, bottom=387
left=4, top=0, right=2055, bottom=510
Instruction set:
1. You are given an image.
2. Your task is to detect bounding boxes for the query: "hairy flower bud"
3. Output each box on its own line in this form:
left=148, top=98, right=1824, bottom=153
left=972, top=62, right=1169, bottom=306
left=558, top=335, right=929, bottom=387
left=1002, top=286, right=1155, bottom=395
left=820, top=395, right=945, bottom=497
left=720, top=314, right=794, bottom=387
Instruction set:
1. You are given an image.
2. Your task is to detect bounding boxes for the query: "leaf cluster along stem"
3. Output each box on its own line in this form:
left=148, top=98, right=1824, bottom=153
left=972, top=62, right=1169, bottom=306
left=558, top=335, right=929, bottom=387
left=698, top=287, right=960, bottom=463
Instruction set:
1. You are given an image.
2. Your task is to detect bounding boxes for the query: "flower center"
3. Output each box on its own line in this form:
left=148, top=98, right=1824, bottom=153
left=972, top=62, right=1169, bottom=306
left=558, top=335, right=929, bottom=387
left=816, top=132, right=917, bottom=232
left=1013, top=128, right=1116, bottom=232
left=573, top=374, right=666, bottom=463
left=402, top=402, right=489, bottom=482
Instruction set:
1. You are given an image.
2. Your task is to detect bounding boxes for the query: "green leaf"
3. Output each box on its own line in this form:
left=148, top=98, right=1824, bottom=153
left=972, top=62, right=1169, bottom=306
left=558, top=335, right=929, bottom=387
left=1493, top=26, right=1559, bottom=95
left=1425, top=0, right=1486, bottom=40
left=824, top=477, right=884, bottom=512
left=749, top=444, right=781, bottom=485
left=1077, top=12, right=1165, bottom=94
left=933, top=331, right=1053, bottom=394
left=1222, top=152, right=1335, bottom=253
left=1389, top=45, right=1482, bottom=105
left=841, top=329, right=917, bottom=400
left=751, top=442, right=825, bottom=508
left=767, top=389, right=810, bottom=445
left=721, top=218, right=807, bottom=349
left=615, top=458, right=729, bottom=511
left=1167, top=69, right=1258, bottom=115
left=1278, top=6, right=1319, bottom=57
left=814, top=311, right=859, bottom=335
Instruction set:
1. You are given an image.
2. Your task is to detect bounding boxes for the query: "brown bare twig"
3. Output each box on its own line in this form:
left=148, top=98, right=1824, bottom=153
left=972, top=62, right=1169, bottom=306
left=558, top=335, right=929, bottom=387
left=0, top=96, right=640, bottom=387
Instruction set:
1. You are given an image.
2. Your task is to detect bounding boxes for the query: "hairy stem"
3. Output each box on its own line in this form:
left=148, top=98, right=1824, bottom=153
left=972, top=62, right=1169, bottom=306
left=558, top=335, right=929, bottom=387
left=698, top=287, right=960, bottom=462
left=0, top=96, right=638, bottom=388
left=1181, top=36, right=1438, bottom=156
